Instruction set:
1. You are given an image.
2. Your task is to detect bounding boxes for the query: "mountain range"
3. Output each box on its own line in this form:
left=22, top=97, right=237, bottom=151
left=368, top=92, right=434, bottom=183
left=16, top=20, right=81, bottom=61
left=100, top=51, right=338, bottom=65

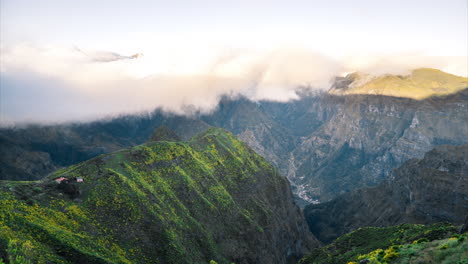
left=1, top=68, right=467, bottom=263
left=2, top=69, right=467, bottom=204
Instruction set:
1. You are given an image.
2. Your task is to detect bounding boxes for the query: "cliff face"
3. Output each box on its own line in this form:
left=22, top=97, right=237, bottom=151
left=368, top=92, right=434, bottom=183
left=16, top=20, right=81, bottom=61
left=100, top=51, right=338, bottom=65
left=304, top=145, right=468, bottom=243
left=290, top=90, right=468, bottom=202
left=0, top=128, right=318, bottom=264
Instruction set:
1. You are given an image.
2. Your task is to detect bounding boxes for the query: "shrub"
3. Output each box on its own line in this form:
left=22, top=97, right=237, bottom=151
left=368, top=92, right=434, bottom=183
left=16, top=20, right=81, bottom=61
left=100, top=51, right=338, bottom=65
left=414, top=238, right=429, bottom=244
left=438, top=244, right=448, bottom=250
left=383, top=247, right=400, bottom=262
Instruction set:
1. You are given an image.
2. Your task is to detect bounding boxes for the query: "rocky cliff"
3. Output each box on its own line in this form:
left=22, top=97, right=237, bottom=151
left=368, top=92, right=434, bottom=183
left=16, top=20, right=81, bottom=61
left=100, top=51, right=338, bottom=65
left=304, top=145, right=468, bottom=243
left=290, top=89, right=468, bottom=202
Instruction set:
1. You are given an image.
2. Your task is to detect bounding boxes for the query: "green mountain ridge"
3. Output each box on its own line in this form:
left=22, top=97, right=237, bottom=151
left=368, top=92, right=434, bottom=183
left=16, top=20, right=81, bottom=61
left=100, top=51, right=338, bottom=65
left=299, top=222, right=467, bottom=264
left=0, top=127, right=317, bottom=263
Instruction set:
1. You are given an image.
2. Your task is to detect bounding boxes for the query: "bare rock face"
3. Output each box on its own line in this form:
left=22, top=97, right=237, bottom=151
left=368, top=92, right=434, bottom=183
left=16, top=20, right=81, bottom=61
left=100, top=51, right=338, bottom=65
left=304, top=145, right=468, bottom=243
left=290, top=89, right=468, bottom=203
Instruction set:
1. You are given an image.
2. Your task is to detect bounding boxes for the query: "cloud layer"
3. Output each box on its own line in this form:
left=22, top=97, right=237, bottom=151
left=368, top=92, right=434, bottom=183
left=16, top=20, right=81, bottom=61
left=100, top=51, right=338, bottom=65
left=1, top=44, right=466, bottom=125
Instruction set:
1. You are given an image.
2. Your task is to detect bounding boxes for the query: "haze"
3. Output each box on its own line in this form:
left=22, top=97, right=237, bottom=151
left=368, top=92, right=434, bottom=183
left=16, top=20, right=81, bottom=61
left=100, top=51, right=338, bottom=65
left=1, top=0, right=467, bottom=124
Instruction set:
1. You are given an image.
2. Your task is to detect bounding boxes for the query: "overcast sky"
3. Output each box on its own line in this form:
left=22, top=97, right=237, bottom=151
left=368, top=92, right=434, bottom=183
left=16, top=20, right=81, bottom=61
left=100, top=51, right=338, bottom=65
left=1, top=0, right=467, bottom=124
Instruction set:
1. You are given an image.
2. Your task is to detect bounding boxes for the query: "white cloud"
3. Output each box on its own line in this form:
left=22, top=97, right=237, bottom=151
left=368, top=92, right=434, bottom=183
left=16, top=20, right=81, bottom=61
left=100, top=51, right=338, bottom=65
left=1, top=44, right=466, bottom=124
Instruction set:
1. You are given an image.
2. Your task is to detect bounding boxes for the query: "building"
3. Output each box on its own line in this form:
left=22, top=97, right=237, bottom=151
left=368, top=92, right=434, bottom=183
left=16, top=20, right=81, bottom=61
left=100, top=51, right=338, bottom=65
left=55, top=177, right=67, bottom=183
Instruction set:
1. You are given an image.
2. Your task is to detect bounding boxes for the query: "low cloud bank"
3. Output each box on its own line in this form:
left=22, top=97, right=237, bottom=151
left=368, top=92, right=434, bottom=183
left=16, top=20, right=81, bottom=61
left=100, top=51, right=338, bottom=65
left=1, top=44, right=466, bottom=125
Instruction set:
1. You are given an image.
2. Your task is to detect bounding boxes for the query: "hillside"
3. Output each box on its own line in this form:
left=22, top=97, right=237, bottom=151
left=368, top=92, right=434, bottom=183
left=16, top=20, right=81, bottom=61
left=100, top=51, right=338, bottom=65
left=0, top=115, right=211, bottom=181
left=329, top=68, right=468, bottom=100
left=0, top=128, right=318, bottom=263
left=304, top=145, right=468, bottom=243
left=299, top=222, right=467, bottom=264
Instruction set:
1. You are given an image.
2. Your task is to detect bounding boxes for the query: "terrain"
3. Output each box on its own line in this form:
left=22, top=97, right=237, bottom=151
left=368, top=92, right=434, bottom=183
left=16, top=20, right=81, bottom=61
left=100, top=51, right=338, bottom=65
left=0, top=128, right=317, bottom=264
left=1, top=68, right=467, bottom=204
left=304, top=144, right=468, bottom=243
left=329, top=68, right=468, bottom=100
left=299, top=222, right=467, bottom=264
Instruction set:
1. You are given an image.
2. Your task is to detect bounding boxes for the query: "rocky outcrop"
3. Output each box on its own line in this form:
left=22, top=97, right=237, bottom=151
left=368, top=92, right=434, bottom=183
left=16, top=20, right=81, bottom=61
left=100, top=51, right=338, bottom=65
left=304, top=145, right=468, bottom=243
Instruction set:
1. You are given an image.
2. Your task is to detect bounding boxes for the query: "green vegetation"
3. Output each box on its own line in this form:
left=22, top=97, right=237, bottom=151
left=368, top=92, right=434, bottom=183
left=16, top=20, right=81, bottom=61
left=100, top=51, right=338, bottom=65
left=331, top=68, right=468, bottom=99
left=354, top=234, right=467, bottom=264
left=300, top=222, right=465, bottom=264
left=0, top=128, right=282, bottom=264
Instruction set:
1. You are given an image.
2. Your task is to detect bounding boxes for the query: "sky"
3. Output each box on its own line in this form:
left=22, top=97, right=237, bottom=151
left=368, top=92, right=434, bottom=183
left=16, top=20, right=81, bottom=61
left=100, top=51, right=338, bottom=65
left=1, top=0, right=467, bottom=124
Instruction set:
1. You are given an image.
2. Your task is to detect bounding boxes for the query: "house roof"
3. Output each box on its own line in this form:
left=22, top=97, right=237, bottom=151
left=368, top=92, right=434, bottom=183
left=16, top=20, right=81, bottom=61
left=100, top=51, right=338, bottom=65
left=55, top=177, right=67, bottom=182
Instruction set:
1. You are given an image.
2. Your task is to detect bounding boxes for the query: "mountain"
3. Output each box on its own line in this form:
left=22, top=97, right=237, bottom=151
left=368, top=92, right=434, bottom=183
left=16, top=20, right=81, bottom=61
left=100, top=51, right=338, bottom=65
left=289, top=88, right=468, bottom=203
left=1, top=69, right=467, bottom=204
left=0, top=128, right=318, bottom=263
left=304, top=145, right=468, bottom=243
left=329, top=68, right=468, bottom=100
left=0, top=115, right=211, bottom=181
left=299, top=222, right=466, bottom=264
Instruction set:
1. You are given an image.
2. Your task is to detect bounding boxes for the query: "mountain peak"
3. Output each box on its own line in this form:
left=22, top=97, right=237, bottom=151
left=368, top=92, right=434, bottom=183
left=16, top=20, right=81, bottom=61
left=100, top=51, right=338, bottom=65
left=329, top=68, right=468, bottom=99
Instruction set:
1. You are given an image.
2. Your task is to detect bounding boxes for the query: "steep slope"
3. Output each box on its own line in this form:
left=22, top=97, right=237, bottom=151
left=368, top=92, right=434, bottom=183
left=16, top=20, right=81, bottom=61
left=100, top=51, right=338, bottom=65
left=299, top=222, right=466, bottom=264
left=0, top=128, right=318, bottom=264
left=200, top=97, right=298, bottom=171
left=329, top=68, right=468, bottom=99
left=304, top=145, right=468, bottom=243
